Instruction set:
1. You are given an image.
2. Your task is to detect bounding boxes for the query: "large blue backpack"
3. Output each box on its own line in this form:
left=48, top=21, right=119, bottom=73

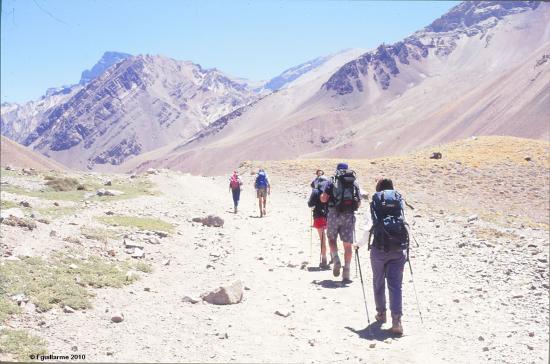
left=369, top=189, right=409, bottom=252
left=255, top=171, right=268, bottom=189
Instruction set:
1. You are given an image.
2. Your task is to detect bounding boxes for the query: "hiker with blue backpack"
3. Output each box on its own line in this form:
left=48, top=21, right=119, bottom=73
left=229, top=171, right=243, bottom=213
left=356, top=178, right=408, bottom=335
left=320, top=163, right=362, bottom=284
left=254, top=169, right=270, bottom=217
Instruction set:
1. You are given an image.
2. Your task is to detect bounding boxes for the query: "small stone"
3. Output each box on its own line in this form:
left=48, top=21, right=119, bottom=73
left=107, top=249, right=116, bottom=257
left=19, top=201, right=31, bottom=208
left=528, top=332, right=534, bottom=337
left=71, top=345, right=78, bottom=352
left=369, top=343, right=376, bottom=349
left=218, top=332, right=228, bottom=339
left=482, top=347, right=489, bottom=352
left=524, top=156, right=532, bottom=162
left=144, top=287, right=151, bottom=292
left=275, top=310, right=291, bottom=317
left=104, top=180, right=112, bottom=186
left=53, top=202, right=60, bottom=206
left=526, top=344, right=534, bottom=350
left=63, top=306, right=75, bottom=313
left=105, top=211, right=114, bottom=215
left=467, top=215, right=479, bottom=222
left=478, top=336, right=484, bottom=341
left=182, top=296, right=200, bottom=304
left=111, top=313, right=124, bottom=323
left=106, top=351, right=114, bottom=356
left=163, top=259, right=171, bottom=266
left=453, top=299, right=460, bottom=303
left=69, top=263, right=78, bottom=269
left=131, top=248, right=145, bottom=259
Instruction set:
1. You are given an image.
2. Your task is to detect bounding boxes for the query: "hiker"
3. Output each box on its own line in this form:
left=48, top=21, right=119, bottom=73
left=357, top=178, right=408, bottom=335
left=254, top=169, right=270, bottom=217
left=320, top=163, right=362, bottom=283
left=310, top=169, right=325, bottom=189
left=229, top=171, right=243, bottom=213
left=308, top=175, right=329, bottom=269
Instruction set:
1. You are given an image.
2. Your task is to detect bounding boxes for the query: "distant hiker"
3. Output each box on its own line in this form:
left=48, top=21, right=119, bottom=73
left=320, top=163, right=362, bottom=283
left=229, top=171, right=243, bottom=213
left=310, top=169, right=325, bottom=189
left=357, top=178, right=408, bottom=335
left=254, top=169, right=270, bottom=217
left=308, top=175, right=329, bottom=269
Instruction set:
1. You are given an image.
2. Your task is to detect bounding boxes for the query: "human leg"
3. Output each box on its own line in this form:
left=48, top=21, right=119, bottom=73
left=370, top=247, right=387, bottom=318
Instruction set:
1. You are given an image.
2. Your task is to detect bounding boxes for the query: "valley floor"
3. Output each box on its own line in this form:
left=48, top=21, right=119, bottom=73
left=1, top=164, right=548, bottom=363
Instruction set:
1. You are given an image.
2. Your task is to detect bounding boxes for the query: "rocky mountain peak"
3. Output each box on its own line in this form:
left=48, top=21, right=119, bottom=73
left=79, top=51, right=132, bottom=85
left=323, top=1, right=541, bottom=96
left=425, top=1, right=540, bottom=33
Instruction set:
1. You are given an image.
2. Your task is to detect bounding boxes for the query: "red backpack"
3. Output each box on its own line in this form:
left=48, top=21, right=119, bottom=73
left=230, top=175, right=240, bottom=189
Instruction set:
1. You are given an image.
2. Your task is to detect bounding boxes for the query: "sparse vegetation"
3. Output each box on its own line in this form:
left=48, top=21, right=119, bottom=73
left=80, top=225, right=120, bottom=243
left=0, top=253, right=148, bottom=314
left=135, top=261, right=153, bottom=273
left=0, top=199, right=18, bottom=210
left=0, top=329, right=47, bottom=361
left=44, top=176, right=85, bottom=192
left=97, top=215, right=174, bottom=233
left=0, top=296, right=20, bottom=323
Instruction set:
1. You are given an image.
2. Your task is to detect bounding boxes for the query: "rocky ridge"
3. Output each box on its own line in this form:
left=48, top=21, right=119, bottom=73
left=323, top=1, right=541, bottom=95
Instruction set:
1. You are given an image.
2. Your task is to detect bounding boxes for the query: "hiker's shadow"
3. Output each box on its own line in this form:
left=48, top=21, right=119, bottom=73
left=345, top=322, right=400, bottom=341
left=311, top=279, right=346, bottom=289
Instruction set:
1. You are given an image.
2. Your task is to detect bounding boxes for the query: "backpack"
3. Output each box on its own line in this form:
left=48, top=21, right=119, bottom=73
left=230, top=175, right=240, bottom=190
left=255, top=171, right=268, bottom=189
left=369, top=189, right=409, bottom=252
left=331, top=169, right=359, bottom=212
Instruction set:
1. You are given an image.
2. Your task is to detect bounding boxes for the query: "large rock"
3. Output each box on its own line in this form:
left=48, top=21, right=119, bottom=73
left=201, top=281, right=243, bottom=305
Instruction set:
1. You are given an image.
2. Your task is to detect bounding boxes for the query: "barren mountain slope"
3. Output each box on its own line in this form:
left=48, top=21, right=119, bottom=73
left=0, top=136, right=547, bottom=363
left=23, top=55, right=259, bottom=171
left=129, top=2, right=549, bottom=175
left=0, top=136, right=66, bottom=171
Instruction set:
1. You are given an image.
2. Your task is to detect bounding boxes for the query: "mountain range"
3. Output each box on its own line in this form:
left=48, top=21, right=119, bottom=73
left=1, top=1, right=548, bottom=174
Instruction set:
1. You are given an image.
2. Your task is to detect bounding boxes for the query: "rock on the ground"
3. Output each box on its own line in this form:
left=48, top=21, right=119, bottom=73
left=467, top=214, right=479, bottom=222
left=111, top=313, right=124, bottom=323
left=192, top=215, right=224, bottom=227
left=19, top=201, right=31, bottom=208
left=275, top=310, right=291, bottom=317
left=2, top=215, right=37, bottom=230
left=201, top=280, right=243, bottom=305
left=430, top=152, right=442, bottom=159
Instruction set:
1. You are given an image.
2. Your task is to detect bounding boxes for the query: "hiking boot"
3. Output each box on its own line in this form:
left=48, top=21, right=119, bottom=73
left=234, top=206, right=238, bottom=213
left=375, top=311, right=387, bottom=323
left=342, top=267, right=351, bottom=284
left=319, top=257, right=329, bottom=270
left=332, top=255, right=341, bottom=277
left=390, top=315, right=403, bottom=336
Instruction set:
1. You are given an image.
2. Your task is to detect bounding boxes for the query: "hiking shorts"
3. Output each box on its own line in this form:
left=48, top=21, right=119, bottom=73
left=312, top=217, right=327, bottom=229
left=327, top=209, right=355, bottom=243
left=257, top=188, right=267, bottom=198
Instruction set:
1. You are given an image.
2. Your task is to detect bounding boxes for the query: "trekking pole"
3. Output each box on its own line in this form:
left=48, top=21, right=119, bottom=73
left=355, top=248, right=371, bottom=326
left=353, top=225, right=358, bottom=278
left=407, top=257, right=424, bottom=324
left=310, top=210, right=313, bottom=263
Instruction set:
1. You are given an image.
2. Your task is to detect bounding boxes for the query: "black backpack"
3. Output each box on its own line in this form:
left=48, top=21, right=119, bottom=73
left=369, top=189, right=409, bottom=252
left=331, top=169, right=360, bottom=212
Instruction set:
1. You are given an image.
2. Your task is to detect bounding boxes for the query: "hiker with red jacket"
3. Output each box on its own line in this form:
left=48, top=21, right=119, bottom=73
left=229, top=171, right=243, bottom=213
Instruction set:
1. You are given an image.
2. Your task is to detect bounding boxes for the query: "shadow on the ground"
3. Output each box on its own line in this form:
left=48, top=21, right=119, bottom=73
left=310, top=279, right=348, bottom=289
left=345, top=322, right=402, bottom=341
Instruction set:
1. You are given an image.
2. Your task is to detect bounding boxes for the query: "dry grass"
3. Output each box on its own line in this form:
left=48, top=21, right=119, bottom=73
left=97, top=215, right=174, bottom=233
left=0, top=329, right=47, bottom=361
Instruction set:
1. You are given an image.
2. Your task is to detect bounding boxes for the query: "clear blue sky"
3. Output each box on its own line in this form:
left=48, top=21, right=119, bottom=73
left=1, top=0, right=456, bottom=103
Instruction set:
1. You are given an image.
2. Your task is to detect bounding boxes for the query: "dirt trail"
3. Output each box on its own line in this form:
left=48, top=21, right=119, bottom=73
left=4, top=170, right=548, bottom=363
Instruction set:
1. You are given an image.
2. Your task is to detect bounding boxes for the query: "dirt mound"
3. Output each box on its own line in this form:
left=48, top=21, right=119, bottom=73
left=1, top=136, right=66, bottom=171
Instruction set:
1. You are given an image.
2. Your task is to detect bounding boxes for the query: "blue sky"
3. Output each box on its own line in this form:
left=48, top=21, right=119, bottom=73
left=1, top=0, right=456, bottom=103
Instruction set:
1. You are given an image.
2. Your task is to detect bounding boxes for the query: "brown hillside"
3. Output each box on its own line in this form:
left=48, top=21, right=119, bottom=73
left=0, top=136, right=66, bottom=171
